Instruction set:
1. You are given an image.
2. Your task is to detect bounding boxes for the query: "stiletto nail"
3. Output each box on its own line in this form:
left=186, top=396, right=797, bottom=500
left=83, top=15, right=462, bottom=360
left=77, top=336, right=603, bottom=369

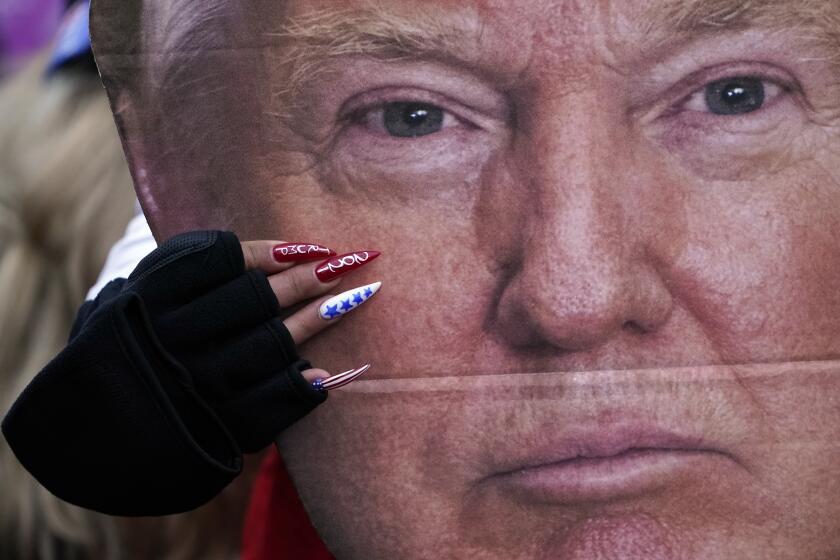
left=319, top=281, right=381, bottom=320
left=273, top=243, right=335, bottom=263
left=312, top=364, right=371, bottom=392
left=315, top=251, right=380, bottom=283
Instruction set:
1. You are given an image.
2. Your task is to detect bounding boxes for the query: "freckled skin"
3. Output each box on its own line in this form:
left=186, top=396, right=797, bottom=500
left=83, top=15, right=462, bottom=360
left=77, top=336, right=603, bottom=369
left=102, top=0, right=840, bottom=557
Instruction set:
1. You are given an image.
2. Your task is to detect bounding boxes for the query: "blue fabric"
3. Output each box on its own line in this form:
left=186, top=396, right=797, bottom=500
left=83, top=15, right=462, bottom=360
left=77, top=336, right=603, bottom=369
left=46, top=0, right=90, bottom=74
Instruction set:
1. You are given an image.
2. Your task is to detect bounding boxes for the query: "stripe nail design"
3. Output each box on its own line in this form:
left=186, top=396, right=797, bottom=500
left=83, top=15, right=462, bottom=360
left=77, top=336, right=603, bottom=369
left=273, top=243, right=335, bottom=263
left=319, top=281, right=382, bottom=320
left=315, top=251, right=380, bottom=283
left=312, top=364, right=371, bottom=392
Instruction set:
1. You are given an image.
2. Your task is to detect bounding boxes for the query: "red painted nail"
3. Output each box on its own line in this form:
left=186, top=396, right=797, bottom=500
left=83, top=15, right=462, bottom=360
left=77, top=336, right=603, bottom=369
left=315, top=251, right=380, bottom=282
left=273, top=243, right=336, bottom=263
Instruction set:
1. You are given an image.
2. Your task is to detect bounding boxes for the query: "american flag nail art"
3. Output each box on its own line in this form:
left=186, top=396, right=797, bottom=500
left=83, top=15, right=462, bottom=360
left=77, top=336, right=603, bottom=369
left=312, top=364, right=371, bottom=392
left=319, top=281, right=382, bottom=320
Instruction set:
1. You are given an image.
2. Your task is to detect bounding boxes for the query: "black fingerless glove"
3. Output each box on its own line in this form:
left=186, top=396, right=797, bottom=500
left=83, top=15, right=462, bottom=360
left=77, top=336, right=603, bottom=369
left=2, top=231, right=326, bottom=515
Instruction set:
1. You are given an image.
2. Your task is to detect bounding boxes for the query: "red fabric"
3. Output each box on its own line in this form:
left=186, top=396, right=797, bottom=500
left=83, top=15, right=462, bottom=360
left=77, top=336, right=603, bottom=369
left=241, top=448, right=335, bottom=560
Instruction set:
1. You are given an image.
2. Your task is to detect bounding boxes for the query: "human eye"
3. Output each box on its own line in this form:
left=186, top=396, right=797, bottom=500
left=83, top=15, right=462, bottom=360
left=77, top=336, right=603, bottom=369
left=647, top=64, right=808, bottom=180
left=314, top=76, right=510, bottom=199
left=681, top=76, right=785, bottom=116
left=350, top=100, right=464, bottom=138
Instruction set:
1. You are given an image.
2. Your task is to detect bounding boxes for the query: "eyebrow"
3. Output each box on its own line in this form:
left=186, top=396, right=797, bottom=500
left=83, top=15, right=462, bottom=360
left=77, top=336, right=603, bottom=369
left=268, top=8, right=472, bottom=102
left=269, top=1, right=840, bottom=103
left=643, top=0, right=840, bottom=51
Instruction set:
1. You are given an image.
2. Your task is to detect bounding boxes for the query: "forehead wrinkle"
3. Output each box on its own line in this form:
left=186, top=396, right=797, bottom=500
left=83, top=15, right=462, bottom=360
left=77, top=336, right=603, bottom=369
left=263, top=1, right=840, bottom=123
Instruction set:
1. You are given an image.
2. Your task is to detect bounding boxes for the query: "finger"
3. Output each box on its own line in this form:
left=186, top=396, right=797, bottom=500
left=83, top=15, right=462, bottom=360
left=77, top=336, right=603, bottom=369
left=306, top=364, right=372, bottom=390
left=155, top=269, right=279, bottom=346
left=284, top=297, right=340, bottom=345
left=218, top=358, right=324, bottom=454
left=268, top=261, right=340, bottom=308
left=269, top=250, right=382, bottom=308
left=185, top=319, right=300, bottom=396
left=240, top=240, right=335, bottom=274
left=301, top=367, right=330, bottom=383
left=129, top=231, right=244, bottom=307
left=284, top=281, right=382, bottom=345
left=318, top=364, right=371, bottom=390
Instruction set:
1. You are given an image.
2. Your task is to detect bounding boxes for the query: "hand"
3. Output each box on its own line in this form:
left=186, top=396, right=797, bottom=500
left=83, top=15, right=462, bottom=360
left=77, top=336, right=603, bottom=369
left=122, top=231, right=381, bottom=452
left=2, top=230, right=384, bottom=515
left=238, top=239, right=380, bottom=385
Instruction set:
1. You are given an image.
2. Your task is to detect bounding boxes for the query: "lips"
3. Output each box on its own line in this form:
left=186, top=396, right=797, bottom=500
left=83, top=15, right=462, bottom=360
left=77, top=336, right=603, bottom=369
left=485, top=422, right=737, bottom=504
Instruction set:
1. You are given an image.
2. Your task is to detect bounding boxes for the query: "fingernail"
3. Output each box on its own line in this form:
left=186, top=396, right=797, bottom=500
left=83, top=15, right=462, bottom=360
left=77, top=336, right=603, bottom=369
left=315, top=251, right=380, bottom=283
left=312, top=364, right=371, bottom=392
left=319, top=281, right=381, bottom=320
left=272, top=243, right=336, bottom=263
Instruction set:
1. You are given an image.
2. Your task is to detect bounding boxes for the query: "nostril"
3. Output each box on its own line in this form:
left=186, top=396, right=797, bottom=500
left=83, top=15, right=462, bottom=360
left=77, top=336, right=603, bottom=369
left=622, top=321, right=647, bottom=335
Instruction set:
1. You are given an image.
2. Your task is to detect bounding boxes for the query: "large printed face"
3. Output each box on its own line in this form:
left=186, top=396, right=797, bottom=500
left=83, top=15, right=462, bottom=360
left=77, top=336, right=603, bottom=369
left=93, top=0, right=840, bottom=558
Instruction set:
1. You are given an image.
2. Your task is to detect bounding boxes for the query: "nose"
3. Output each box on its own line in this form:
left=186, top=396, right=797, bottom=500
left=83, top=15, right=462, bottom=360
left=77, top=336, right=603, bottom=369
left=490, top=94, right=675, bottom=352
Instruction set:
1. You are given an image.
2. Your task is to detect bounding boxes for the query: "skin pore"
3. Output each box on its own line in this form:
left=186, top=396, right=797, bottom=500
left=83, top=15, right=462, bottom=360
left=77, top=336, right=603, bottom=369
left=99, top=0, right=840, bottom=557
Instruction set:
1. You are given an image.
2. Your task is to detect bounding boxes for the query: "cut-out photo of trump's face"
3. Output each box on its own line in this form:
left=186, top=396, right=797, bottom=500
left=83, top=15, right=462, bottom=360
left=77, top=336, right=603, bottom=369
left=92, top=1, right=840, bottom=558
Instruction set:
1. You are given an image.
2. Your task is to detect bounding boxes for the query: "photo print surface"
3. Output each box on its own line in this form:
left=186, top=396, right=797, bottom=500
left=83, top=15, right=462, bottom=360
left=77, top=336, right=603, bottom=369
left=91, top=1, right=840, bottom=558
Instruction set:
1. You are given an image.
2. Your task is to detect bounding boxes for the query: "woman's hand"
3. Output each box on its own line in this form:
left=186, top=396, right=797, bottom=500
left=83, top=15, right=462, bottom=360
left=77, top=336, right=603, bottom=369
left=118, top=230, right=382, bottom=453
left=238, top=239, right=380, bottom=385
left=1, top=230, right=382, bottom=515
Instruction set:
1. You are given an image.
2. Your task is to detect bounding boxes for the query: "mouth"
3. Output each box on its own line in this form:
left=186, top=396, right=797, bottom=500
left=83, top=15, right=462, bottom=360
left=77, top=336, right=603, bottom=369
left=484, top=424, right=739, bottom=504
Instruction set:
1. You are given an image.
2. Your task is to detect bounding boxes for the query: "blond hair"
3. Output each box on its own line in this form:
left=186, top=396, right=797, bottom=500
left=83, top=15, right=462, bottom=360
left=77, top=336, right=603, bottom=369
left=0, top=50, right=135, bottom=560
left=0, top=49, right=262, bottom=560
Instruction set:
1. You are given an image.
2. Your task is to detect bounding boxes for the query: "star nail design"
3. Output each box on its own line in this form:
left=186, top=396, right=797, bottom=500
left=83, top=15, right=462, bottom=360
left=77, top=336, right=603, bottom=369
left=319, top=282, right=382, bottom=321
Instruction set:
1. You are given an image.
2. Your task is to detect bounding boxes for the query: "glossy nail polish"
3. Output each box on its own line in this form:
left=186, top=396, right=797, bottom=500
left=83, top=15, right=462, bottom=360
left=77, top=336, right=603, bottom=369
left=272, top=243, right=335, bottom=263
left=315, top=251, right=380, bottom=283
left=312, top=364, right=371, bottom=392
left=319, top=281, right=382, bottom=320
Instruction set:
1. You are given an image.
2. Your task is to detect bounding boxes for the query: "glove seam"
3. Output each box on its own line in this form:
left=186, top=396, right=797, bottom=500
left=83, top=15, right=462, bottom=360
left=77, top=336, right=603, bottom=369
left=220, top=231, right=245, bottom=280
left=263, top=313, right=301, bottom=366
left=245, top=269, right=281, bottom=321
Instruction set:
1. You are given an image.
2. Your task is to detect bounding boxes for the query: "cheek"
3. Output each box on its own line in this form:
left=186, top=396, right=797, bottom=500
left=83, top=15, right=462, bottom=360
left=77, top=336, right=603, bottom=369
left=673, top=169, right=840, bottom=361
left=649, top=102, right=808, bottom=183
left=256, top=145, right=507, bottom=377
